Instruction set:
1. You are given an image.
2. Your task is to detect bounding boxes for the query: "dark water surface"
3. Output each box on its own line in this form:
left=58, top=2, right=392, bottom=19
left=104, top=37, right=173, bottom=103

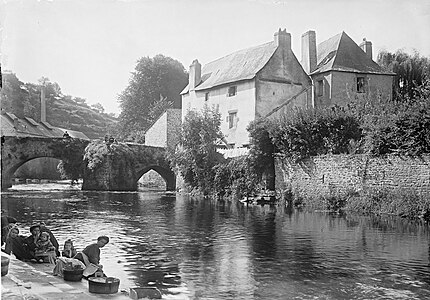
left=2, top=184, right=430, bottom=299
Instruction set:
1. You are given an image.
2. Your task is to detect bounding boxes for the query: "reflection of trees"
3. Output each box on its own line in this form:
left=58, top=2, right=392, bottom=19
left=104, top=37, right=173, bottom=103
left=1, top=191, right=90, bottom=226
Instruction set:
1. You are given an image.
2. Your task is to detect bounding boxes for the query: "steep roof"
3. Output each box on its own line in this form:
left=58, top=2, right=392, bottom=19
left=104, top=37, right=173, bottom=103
left=0, top=112, right=89, bottom=139
left=311, top=32, right=394, bottom=75
left=181, top=41, right=278, bottom=94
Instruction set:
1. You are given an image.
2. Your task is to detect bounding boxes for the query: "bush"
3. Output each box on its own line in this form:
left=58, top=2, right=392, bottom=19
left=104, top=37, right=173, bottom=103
left=269, top=106, right=362, bottom=162
left=169, top=107, right=225, bottom=195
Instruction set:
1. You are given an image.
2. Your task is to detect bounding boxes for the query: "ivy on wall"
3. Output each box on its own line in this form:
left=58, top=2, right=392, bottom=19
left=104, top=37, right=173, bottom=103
left=49, top=138, right=89, bottom=181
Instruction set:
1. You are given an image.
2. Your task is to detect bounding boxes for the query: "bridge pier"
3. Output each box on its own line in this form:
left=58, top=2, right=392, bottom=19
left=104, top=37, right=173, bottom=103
left=1, top=174, right=12, bottom=190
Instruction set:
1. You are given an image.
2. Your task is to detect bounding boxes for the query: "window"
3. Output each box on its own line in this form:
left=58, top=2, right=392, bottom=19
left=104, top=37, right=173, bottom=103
left=357, top=77, right=365, bottom=93
left=228, top=112, right=237, bottom=129
left=227, top=86, right=237, bottom=97
left=317, top=80, right=323, bottom=96
left=205, top=92, right=210, bottom=101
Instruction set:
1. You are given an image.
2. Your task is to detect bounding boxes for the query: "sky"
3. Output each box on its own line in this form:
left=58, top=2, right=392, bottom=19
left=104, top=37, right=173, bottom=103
left=1, top=0, right=429, bottom=115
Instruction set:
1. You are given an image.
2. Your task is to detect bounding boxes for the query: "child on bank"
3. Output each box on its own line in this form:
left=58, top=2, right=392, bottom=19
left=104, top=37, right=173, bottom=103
left=62, top=239, right=77, bottom=258
left=35, top=232, right=56, bottom=263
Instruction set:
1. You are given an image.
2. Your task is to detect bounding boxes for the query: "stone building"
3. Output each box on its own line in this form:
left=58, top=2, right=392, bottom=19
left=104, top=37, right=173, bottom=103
left=146, top=29, right=394, bottom=151
left=301, top=30, right=395, bottom=107
left=180, top=29, right=312, bottom=148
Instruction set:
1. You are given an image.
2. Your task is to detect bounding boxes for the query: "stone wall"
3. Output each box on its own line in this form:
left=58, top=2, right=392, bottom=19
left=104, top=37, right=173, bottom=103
left=145, top=109, right=181, bottom=149
left=275, top=154, right=430, bottom=198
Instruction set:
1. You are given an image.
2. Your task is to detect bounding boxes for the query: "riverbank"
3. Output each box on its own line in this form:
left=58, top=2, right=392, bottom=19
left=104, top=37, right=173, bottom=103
left=1, top=254, right=130, bottom=300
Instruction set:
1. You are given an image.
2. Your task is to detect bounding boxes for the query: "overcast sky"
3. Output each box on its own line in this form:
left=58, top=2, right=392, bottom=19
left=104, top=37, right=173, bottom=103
left=1, top=0, right=429, bottom=114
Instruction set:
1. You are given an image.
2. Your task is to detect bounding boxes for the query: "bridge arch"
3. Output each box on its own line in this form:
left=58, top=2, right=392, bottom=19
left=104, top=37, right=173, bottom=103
left=136, top=165, right=176, bottom=191
left=1, top=136, right=89, bottom=189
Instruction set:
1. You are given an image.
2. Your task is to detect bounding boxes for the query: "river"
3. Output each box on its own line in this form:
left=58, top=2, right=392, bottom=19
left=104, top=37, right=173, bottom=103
left=1, top=183, right=430, bottom=299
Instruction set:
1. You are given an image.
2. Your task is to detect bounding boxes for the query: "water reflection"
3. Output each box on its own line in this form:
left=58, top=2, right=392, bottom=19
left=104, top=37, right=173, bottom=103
left=1, top=186, right=430, bottom=299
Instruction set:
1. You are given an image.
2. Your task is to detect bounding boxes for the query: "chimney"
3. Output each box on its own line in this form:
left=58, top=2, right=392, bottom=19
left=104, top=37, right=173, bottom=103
left=274, top=28, right=291, bottom=49
left=360, top=38, right=373, bottom=60
left=189, top=59, right=201, bottom=91
left=301, top=30, right=317, bottom=74
left=40, top=86, right=46, bottom=122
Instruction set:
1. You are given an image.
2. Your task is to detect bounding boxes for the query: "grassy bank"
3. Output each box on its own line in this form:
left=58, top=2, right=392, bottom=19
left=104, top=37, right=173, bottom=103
left=290, top=188, right=430, bottom=221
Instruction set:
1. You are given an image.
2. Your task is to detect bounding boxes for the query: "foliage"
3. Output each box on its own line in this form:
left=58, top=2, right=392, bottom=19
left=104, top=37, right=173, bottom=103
left=213, top=156, right=262, bottom=199
left=346, top=95, right=430, bottom=156
left=84, top=140, right=142, bottom=173
left=345, top=188, right=430, bottom=220
left=84, top=140, right=110, bottom=170
left=268, top=106, right=362, bottom=162
left=247, top=118, right=276, bottom=182
left=377, top=50, right=430, bottom=100
left=1, top=72, right=26, bottom=118
left=49, top=139, right=89, bottom=181
left=117, top=54, right=188, bottom=142
left=389, top=99, right=430, bottom=155
left=1, top=72, right=117, bottom=139
left=169, top=106, right=225, bottom=195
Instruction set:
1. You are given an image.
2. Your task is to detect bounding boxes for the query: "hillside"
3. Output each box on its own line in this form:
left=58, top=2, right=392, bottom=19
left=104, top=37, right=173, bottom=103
left=1, top=72, right=117, bottom=139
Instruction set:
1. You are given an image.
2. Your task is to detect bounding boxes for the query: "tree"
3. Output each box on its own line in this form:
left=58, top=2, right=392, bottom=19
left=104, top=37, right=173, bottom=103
left=377, top=50, right=430, bottom=100
left=1, top=72, right=27, bottom=118
left=91, top=102, right=105, bottom=114
left=247, top=118, right=276, bottom=190
left=169, top=106, right=225, bottom=195
left=117, top=54, right=188, bottom=142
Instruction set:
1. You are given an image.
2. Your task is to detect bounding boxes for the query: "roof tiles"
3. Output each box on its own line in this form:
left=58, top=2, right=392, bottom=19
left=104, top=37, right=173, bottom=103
left=182, top=41, right=278, bottom=94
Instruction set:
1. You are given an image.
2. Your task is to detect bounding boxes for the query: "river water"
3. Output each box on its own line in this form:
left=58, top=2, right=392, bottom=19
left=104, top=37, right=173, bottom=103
left=1, top=183, right=430, bottom=299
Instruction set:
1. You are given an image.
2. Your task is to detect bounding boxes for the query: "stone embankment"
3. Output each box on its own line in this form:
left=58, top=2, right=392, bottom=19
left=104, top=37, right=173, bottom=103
left=276, top=154, right=430, bottom=198
left=1, top=255, right=130, bottom=300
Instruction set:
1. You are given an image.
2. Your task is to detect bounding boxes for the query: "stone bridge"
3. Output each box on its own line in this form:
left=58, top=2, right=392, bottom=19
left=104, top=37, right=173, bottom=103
left=1, top=136, right=175, bottom=191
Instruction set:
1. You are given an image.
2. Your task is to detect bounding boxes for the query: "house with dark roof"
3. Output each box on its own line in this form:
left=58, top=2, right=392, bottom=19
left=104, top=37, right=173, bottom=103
left=301, top=30, right=395, bottom=107
left=180, top=29, right=312, bottom=148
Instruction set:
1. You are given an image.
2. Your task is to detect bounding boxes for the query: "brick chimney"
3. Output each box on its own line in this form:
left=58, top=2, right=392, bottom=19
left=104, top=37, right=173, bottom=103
left=274, top=28, right=291, bottom=49
left=188, top=59, right=201, bottom=91
left=360, top=38, right=373, bottom=60
left=40, top=86, right=46, bottom=122
left=301, top=30, right=317, bottom=74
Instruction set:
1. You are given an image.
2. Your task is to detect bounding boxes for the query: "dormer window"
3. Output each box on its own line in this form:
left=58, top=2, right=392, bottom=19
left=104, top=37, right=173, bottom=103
left=357, top=77, right=366, bottom=93
left=227, top=86, right=237, bottom=97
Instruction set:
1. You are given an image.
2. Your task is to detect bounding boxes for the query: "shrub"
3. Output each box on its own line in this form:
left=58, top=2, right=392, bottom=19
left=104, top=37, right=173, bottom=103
left=269, top=106, right=362, bottom=162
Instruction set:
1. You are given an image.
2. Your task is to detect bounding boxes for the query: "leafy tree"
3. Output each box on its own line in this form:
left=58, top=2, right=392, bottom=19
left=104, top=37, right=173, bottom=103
left=169, top=106, right=225, bottom=195
left=377, top=50, right=430, bottom=100
left=117, top=54, right=188, bottom=142
left=1, top=72, right=27, bottom=118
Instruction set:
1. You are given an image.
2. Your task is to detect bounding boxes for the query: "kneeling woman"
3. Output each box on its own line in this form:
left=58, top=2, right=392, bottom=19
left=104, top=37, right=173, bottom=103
left=74, top=236, right=109, bottom=277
